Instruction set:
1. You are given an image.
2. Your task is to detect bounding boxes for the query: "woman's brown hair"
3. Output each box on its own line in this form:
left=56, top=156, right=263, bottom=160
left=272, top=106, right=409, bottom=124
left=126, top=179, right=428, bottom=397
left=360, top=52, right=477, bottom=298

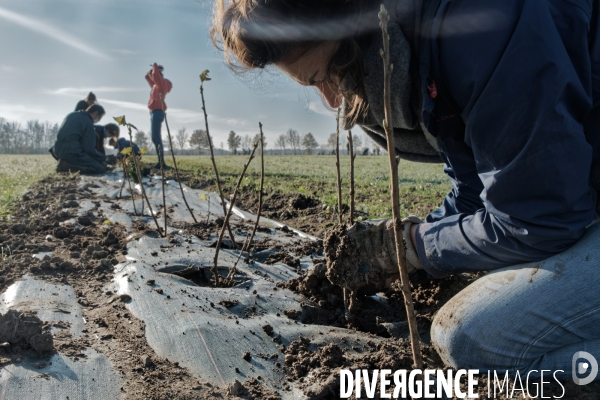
left=85, top=92, right=97, bottom=104
left=210, top=0, right=380, bottom=124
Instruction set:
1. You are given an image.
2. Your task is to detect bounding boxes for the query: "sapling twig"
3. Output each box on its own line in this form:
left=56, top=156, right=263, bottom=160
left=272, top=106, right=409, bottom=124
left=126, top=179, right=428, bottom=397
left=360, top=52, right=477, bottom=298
left=199, top=70, right=238, bottom=250
left=348, top=130, right=356, bottom=225
left=119, top=165, right=126, bottom=198
left=227, top=122, right=266, bottom=280
left=159, top=147, right=168, bottom=236
left=379, top=4, right=423, bottom=370
left=206, top=196, right=211, bottom=224
left=114, top=116, right=163, bottom=236
left=121, top=158, right=137, bottom=215
left=335, top=107, right=343, bottom=225
left=159, top=93, right=197, bottom=223
left=212, top=141, right=259, bottom=286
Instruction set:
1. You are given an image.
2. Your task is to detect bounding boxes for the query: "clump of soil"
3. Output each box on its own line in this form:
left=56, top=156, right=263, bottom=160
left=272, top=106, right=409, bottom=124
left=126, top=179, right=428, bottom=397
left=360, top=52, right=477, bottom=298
left=324, top=221, right=399, bottom=298
left=0, top=174, right=230, bottom=399
left=284, top=338, right=345, bottom=379
left=0, top=310, right=53, bottom=354
left=228, top=378, right=282, bottom=400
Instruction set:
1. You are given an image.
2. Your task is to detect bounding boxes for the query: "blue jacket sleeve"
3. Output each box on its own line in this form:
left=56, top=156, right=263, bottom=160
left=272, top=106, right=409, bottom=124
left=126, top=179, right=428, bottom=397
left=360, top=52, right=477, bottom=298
left=415, top=0, right=596, bottom=278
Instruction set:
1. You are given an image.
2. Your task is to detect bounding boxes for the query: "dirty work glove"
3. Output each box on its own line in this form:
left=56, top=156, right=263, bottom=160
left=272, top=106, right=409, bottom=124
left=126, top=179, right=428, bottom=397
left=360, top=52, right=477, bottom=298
left=324, top=218, right=421, bottom=296
left=402, top=216, right=424, bottom=272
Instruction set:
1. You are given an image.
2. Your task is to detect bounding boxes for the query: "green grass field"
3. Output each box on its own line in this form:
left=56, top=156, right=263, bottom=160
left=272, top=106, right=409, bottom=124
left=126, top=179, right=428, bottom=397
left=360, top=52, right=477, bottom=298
left=0, top=155, right=57, bottom=218
left=167, top=155, right=451, bottom=220
left=0, top=154, right=451, bottom=221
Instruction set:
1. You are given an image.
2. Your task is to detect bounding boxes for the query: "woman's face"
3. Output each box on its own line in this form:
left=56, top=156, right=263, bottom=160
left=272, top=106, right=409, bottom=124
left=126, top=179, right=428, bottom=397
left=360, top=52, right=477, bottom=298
left=277, top=41, right=342, bottom=109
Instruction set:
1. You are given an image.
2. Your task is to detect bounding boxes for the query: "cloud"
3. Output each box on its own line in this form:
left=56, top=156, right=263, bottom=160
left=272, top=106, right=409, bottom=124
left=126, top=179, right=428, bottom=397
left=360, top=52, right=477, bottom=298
left=101, top=99, right=148, bottom=111
left=47, top=87, right=146, bottom=97
left=110, top=49, right=142, bottom=56
left=307, top=100, right=334, bottom=117
left=0, top=103, right=47, bottom=122
left=0, top=65, right=16, bottom=73
left=0, top=6, right=109, bottom=59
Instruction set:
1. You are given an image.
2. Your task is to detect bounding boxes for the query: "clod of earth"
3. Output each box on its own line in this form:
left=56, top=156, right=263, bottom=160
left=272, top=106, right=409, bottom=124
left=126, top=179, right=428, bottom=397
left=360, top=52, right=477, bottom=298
left=262, top=324, right=274, bottom=336
left=0, top=310, right=54, bottom=354
left=242, top=351, right=251, bottom=361
left=324, top=221, right=400, bottom=302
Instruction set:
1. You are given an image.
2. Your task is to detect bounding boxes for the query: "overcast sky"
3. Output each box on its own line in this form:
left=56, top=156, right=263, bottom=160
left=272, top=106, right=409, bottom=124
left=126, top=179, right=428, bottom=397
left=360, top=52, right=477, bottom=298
left=0, top=0, right=343, bottom=148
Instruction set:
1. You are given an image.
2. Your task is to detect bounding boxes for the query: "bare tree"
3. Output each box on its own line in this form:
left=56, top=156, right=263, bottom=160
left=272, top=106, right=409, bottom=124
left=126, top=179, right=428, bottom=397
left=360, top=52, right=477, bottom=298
left=285, top=129, right=300, bottom=155
left=175, top=127, right=189, bottom=154
left=189, top=129, right=212, bottom=155
left=227, top=131, right=241, bottom=155
left=135, top=131, right=149, bottom=150
left=327, top=132, right=337, bottom=152
left=275, top=134, right=286, bottom=155
left=241, top=134, right=252, bottom=153
left=302, top=132, right=319, bottom=155
left=348, top=133, right=362, bottom=153
left=253, top=133, right=267, bottom=152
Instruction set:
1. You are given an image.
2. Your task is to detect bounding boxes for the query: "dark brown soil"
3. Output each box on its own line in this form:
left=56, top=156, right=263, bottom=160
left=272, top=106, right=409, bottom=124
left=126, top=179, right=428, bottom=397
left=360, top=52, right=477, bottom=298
left=3, top=173, right=600, bottom=399
left=0, top=174, right=228, bottom=399
left=173, top=170, right=362, bottom=239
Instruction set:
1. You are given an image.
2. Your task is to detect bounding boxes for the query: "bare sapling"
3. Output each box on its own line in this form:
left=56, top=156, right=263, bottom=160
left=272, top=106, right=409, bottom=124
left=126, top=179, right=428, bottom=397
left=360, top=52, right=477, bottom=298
left=347, top=130, right=356, bottom=225
left=158, top=147, right=168, bottom=236
left=114, top=116, right=163, bottom=236
left=335, top=107, right=343, bottom=225
left=120, top=158, right=137, bottom=215
left=159, top=93, right=197, bottom=223
left=199, top=70, right=238, bottom=250
left=378, top=5, right=423, bottom=369
left=227, top=122, right=266, bottom=280
left=212, top=141, right=259, bottom=286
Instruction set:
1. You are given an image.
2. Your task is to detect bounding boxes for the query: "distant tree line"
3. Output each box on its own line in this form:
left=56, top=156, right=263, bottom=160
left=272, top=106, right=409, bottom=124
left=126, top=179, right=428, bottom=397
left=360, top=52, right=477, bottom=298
left=223, top=129, right=377, bottom=156
left=0, top=117, right=59, bottom=154
left=0, top=116, right=380, bottom=157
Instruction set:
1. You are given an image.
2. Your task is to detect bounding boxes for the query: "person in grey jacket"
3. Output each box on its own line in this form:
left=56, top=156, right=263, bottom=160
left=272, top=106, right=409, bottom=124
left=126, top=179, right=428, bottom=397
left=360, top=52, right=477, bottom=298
left=52, top=105, right=107, bottom=175
left=212, top=0, right=600, bottom=383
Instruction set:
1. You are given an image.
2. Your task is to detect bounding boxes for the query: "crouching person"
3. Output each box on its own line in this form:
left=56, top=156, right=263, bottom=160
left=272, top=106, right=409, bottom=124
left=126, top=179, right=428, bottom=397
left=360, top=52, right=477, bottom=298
left=52, top=105, right=107, bottom=175
left=108, top=134, right=141, bottom=159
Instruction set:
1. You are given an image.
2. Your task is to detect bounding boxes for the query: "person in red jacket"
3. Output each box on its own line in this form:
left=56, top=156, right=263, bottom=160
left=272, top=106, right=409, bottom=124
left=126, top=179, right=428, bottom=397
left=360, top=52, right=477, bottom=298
left=145, top=63, right=172, bottom=168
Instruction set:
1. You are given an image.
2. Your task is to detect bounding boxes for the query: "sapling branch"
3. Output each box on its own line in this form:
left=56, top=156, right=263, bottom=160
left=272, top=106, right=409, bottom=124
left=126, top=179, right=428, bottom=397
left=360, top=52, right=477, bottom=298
left=227, top=122, right=266, bottom=280
left=160, top=93, right=197, bottom=223
left=158, top=147, right=168, bottom=236
left=115, top=115, right=163, bottom=236
left=122, top=158, right=137, bottom=215
left=379, top=4, right=423, bottom=370
left=348, top=130, right=356, bottom=225
left=199, top=70, right=238, bottom=250
left=335, top=107, right=343, bottom=225
left=212, top=141, right=259, bottom=286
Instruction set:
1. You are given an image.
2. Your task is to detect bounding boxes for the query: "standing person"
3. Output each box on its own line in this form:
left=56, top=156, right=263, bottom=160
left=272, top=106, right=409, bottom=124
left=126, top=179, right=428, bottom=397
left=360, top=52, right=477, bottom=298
left=211, top=0, right=600, bottom=382
left=75, top=92, right=97, bottom=112
left=145, top=63, right=172, bottom=169
left=52, top=104, right=107, bottom=175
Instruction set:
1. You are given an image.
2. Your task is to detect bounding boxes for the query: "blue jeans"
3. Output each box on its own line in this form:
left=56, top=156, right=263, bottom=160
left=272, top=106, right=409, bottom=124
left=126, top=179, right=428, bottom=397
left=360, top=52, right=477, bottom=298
left=431, top=219, right=600, bottom=381
left=151, top=110, right=165, bottom=165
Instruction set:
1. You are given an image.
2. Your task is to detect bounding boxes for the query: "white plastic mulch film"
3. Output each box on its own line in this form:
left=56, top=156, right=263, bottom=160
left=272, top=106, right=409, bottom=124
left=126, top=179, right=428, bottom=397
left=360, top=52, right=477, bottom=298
left=2, top=171, right=382, bottom=399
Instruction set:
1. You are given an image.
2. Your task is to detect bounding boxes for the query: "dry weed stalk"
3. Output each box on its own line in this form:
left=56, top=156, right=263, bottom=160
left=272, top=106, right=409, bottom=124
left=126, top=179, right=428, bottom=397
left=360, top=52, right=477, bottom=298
left=347, top=129, right=356, bottom=225
left=158, top=147, right=168, bottom=236
left=228, top=122, right=266, bottom=280
left=379, top=4, right=423, bottom=369
left=212, top=141, right=259, bottom=285
left=335, top=107, right=343, bottom=224
left=160, top=94, right=197, bottom=223
left=115, top=116, right=163, bottom=236
left=199, top=70, right=238, bottom=250
left=120, top=158, right=137, bottom=215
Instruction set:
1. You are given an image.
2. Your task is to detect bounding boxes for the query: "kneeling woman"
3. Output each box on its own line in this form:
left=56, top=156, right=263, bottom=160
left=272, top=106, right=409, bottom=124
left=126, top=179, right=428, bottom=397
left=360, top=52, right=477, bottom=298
left=211, top=0, right=600, bottom=379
